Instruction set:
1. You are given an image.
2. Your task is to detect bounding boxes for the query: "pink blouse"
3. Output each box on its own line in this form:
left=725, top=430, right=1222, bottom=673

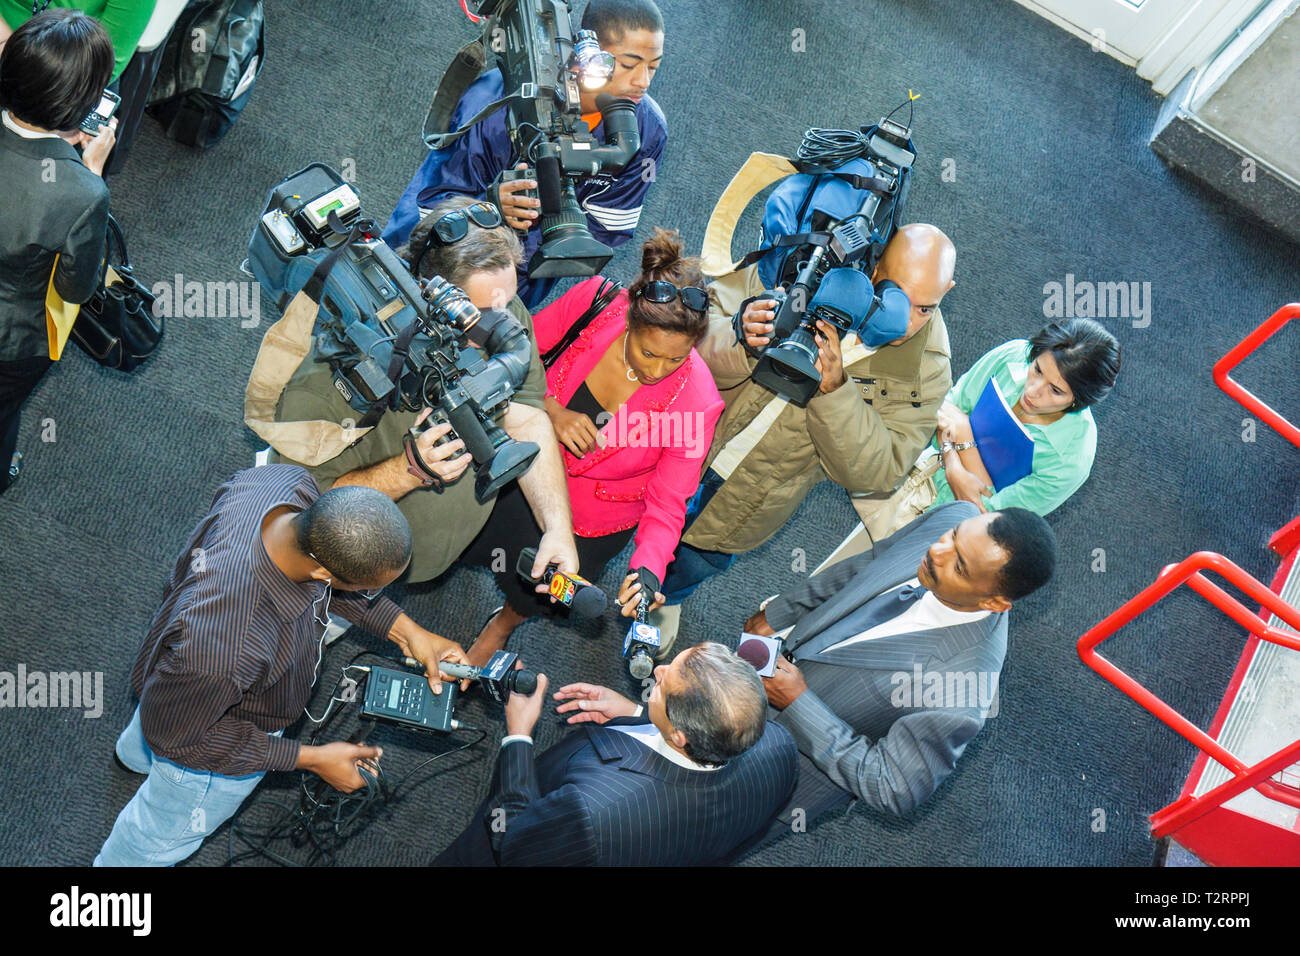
left=533, top=277, right=724, bottom=580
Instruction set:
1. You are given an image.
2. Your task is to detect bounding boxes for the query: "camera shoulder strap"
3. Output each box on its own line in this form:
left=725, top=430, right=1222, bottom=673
left=701, top=154, right=903, bottom=279
left=540, top=278, right=622, bottom=369
left=244, top=214, right=378, bottom=466
left=700, top=152, right=800, bottom=278
left=421, top=12, right=516, bottom=151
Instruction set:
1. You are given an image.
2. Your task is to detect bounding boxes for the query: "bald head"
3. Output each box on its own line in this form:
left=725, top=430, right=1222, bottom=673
left=873, top=223, right=957, bottom=343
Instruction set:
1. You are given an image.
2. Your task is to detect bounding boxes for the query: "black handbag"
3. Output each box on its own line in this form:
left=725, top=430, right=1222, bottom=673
left=74, top=215, right=164, bottom=371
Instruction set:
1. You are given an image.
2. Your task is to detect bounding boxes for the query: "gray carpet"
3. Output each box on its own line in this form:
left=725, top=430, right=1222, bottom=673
left=1, top=0, right=1297, bottom=867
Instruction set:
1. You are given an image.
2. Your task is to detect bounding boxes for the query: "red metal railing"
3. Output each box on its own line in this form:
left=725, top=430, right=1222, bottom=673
left=1077, top=551, right=1300, bottom=838
left=1213, top=302, right=1300, bottom=449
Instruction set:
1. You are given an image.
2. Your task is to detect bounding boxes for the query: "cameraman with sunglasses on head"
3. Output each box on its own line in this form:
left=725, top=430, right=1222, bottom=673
left=382, top=0, right=668, bottom=309
left=271, top=197, right=578, bottom=667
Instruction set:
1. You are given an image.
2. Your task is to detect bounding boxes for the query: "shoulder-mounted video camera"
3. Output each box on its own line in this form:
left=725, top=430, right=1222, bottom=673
left=745, top=116, right=918, bottom=407
left=440, top=0, right=642, bottom=277
left=247, top=163, right=538, bottom=503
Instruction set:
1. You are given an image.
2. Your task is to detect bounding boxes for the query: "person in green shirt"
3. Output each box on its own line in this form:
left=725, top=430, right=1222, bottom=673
left=823, top=318, right=1119, bottom=571
left=0, top=1, right=155, bottom=81
left=902, top=317, right=1121, bottom=531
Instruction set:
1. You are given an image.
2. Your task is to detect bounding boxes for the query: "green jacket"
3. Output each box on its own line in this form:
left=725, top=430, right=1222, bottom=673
left=1, top=1, right=156, bottom=81
left=682, top=266, right=952, bottom=554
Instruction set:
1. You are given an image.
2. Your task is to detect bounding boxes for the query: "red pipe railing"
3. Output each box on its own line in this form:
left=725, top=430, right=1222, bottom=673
left=1212, top=303, right=1300, bottom=449
left=1077, top=551, right=1300, bottom=834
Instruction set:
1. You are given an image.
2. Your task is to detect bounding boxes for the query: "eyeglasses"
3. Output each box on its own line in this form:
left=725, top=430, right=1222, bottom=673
left=636, top=280, right=709, bottom=314
left=409, top=201, right=504, bottom=276
left=308, top=551, right=383, bottom=600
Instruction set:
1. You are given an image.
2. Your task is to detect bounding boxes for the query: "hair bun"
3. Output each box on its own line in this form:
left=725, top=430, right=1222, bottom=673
left=640, top=227, right=684, bottom=276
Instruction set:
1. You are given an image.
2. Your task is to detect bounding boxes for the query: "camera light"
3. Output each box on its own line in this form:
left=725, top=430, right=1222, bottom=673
left=573, top=29, right=614, bottom=90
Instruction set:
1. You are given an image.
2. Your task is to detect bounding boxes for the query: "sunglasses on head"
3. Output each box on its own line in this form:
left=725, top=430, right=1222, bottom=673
left=409, top=201, right=504, bottom=275
left=636, top=280, right=709, bottom=313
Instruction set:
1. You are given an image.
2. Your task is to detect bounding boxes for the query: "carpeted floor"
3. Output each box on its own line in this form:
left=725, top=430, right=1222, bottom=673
left=1, top=0, right=1297, bottom=867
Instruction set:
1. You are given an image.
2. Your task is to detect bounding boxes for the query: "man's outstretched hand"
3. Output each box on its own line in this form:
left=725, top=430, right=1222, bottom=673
left=553, top=683, right=640, bottom=725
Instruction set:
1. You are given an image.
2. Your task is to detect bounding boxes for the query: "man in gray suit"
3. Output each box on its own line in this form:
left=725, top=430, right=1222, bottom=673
left=743, top=501, right=1057, bottom=834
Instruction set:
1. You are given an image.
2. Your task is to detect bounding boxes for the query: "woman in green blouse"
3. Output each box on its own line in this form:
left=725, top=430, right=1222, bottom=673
left=879, top=318, right=1121, bottom=536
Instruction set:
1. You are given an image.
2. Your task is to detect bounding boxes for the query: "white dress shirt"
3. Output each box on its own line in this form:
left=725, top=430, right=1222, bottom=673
left=825, top=578, right=990, bottom=652
left=2, top=111, right=62, bottom=140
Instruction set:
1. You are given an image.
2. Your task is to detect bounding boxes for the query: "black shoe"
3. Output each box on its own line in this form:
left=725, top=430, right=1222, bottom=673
left=112, top=749, right=146, bottom=775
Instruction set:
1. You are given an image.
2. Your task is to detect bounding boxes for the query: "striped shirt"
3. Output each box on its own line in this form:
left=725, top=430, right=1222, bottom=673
left=130, top=465, right=404, bottom=776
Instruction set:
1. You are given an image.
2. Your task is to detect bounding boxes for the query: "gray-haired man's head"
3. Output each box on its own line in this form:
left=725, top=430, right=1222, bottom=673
left=646, top=642, right=768, bottom=765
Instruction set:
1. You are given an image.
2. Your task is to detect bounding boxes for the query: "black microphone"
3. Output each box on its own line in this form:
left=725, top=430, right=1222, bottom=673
left=622, top=567, right=662, bottom=678
left=516, top=547, right=607, bottom=616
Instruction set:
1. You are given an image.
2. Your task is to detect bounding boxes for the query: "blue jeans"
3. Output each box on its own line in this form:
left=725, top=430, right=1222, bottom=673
left=662, top=469, right=738, bottom=604
left=94, top=706, right=276, bottom=866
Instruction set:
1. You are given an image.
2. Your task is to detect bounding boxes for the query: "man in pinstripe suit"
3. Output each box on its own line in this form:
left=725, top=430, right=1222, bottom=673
left=434, top=642, right=798, bottom=866
left=746, top=501, right=1057, bottom=840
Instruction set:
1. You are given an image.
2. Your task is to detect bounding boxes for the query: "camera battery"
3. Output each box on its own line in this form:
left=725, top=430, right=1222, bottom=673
left=261, top=209, right=305, bottom=255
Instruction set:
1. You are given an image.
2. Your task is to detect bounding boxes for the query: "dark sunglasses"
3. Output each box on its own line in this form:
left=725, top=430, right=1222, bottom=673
left=409, top=201, right=504, bottom=275
left=637, top=280, right=709, bottom=313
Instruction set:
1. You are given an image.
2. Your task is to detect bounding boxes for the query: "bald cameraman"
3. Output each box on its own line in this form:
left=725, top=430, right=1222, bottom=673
left=655, top=224, right=957, bottom=649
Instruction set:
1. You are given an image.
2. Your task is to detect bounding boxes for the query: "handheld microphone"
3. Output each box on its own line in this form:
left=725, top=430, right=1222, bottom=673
left=401, top=650, right=537, bottom=703
left=623, top=567, right=662, bottom=679
left=516, top=547, right=607, bottom=616
left=736, top=633, right=781, bottom=677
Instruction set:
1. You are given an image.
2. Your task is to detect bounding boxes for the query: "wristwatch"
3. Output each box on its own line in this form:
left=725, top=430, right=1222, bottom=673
left=940, top=440, right=977, bottom=457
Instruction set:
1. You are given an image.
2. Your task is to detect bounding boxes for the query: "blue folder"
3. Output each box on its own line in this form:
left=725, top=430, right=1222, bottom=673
left=968, top=379, right=1035, bottom=490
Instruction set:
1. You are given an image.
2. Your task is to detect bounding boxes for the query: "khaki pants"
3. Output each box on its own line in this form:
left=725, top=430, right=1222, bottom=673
left=815, top=454, right=941, bottom=573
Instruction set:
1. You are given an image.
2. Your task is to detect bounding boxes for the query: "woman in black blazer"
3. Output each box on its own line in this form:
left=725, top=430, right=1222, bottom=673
left=0, top=9, right=115, bottom=492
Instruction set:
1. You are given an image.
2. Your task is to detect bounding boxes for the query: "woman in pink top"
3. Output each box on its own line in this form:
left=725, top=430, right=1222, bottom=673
left=465, top=229, right=724, bottom=658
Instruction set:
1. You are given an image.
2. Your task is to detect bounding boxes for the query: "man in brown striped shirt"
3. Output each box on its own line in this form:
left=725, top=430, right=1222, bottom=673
left=95, top=464, right=469, bottom=866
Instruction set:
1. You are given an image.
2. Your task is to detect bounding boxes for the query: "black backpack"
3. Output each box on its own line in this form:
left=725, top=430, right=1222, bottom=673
left=146, top=0, right=265, bottom=148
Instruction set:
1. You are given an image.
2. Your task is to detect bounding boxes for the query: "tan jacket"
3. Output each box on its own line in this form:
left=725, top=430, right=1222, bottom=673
left=682, top=265, right=952, bottom=553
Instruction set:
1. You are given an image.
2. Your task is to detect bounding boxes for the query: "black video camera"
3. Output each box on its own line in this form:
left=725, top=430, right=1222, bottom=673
left=463, top=0, right=641, bottom=277
left=247, top=164, right=539, bottom=503
left=748, top=118, right=917, bottom=407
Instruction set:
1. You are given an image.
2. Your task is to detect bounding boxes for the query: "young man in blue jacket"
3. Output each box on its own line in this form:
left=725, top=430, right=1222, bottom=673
left=384, top=0, right=667, bottom=308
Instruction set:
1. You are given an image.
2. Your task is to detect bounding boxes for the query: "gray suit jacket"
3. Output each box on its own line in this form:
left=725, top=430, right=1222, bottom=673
left=0, top=121, right=109, bottom=361
left=766, top=501, right=1006, bottom=820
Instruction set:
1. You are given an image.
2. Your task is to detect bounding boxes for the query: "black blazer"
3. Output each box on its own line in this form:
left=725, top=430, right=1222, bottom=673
left=437, top=717, right=798, bottom=866
left=0, top=120, right=109, bottom=361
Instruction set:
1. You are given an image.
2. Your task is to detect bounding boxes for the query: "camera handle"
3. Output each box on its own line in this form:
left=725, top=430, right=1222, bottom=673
left=402, top=411, right=459, bottom=491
